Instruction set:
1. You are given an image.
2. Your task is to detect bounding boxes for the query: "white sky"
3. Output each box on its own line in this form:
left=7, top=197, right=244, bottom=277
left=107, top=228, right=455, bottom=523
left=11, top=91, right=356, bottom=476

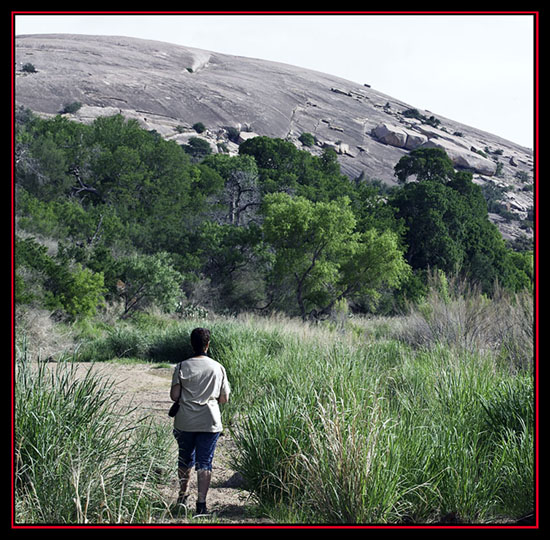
left=14, top=12, right=536, bottom=149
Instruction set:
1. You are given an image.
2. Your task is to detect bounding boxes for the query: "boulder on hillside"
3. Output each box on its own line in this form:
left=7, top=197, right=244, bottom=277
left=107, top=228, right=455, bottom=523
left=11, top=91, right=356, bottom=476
left=414, top=123, right=473, bottom=150
left=372, top=123, right=408, bottom=148
left=402, top=128, right=428, bottom=150
left=237, top=131, right=259, bottom=143
left=421, top=138, right=497, bottom=176
left=371, top=122, right=427, bottom=150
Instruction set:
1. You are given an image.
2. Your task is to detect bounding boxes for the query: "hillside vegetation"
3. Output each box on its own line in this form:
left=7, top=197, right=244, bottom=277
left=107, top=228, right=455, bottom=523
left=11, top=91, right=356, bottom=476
left=14, top=108, right=535, bottom=525
left=14, top=109, right=532, bottom=322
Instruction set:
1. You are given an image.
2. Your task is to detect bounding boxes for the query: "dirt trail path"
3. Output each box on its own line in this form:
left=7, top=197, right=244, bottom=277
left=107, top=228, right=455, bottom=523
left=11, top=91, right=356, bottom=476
left=72, top=362, right=265, bottom=525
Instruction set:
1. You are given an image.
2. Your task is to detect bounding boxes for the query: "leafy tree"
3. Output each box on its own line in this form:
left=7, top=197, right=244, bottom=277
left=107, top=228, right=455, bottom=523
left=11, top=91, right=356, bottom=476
left=182, top=137, right=212, bottom=161
left=348, top=178, right=404, bottom=239
left=390, top=179, right=466, bottom=272
left=89, top=114, right=145, bottom=152
left=261, top=193, right=408, bottom=320
left=394, top=147, right=455, bottom=184
left=337, top=228, right=411, bottom=314
left=391, top=150, right=533, bottom=294
left=194, top=221, right=269, bottom=312
left=239, top=136, right=297, bottom=171
left=503, top=250, right=534, bottom=292
left=201, top=153, right=260, bottom=225
left=239, top=136, right=351, bottom=202
left=14, top=112, right=220, bottom=267
left=118, top=252, right=184, bottom=318
left=16, top=132, right=72, bottom=200
left=14, top=236, right=55, bottom=307
left=15, top=236, right=106, bottom=319
left=85, top=116, right=216, bottom=253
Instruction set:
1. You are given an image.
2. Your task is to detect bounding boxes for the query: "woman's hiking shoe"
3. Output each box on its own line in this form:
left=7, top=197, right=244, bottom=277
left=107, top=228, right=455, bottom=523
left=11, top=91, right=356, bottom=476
left=195, top=501, right=208, bottom=516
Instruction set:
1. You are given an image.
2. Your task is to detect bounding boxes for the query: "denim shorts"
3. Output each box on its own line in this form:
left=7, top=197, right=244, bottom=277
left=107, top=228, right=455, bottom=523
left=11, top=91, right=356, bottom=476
left=173, top=429, right=221, bottom=471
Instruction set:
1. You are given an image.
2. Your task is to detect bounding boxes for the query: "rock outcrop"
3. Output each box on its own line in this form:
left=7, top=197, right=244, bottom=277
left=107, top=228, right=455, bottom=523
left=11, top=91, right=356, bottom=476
left=372, top=122, right=428, bottom=151
left=15, top=34, right=534, bottom=242
left=421, top=138, right=497, bottom=176
left=371, top=122, right=498, bottom=176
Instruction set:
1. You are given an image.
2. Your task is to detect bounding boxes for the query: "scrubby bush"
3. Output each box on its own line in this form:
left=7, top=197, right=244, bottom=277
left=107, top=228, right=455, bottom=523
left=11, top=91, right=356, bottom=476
left=21, top=62, right=37, bottom=73
left=60, top=101, right=82, bottom=114
left=226, top=126, right=240, bottom=143
left=402, top=108, right=440, bottom=127
left=298, top=132, right=315, bottom=147
left=181, top=136, right=212, bottom=160
left=398, top=272, right=534, bottom=371
left=52, top=264, right=106, bottom=319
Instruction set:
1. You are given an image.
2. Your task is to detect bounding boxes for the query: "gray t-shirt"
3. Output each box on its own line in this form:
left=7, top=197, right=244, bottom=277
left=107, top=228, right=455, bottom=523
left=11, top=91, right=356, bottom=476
left=171, top=355, right=230, bottom=432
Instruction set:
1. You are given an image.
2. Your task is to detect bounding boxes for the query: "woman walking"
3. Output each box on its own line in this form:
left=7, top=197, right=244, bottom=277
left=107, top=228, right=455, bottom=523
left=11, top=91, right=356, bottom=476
left=170, top=327, right=230, bottom=516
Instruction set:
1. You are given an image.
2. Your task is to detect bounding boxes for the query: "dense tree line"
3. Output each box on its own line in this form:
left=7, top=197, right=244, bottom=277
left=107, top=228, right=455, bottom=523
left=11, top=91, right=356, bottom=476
left=14, top=109, right=533, bottom=321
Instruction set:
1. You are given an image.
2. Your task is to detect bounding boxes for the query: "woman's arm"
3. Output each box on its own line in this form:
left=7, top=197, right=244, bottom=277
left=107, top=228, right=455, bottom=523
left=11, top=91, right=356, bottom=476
left=170, top=383, right=181, bottom=402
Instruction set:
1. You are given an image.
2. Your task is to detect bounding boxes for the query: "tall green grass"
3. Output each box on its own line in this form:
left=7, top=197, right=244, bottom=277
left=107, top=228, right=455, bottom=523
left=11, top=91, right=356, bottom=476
left=16, top=285, right=535, bottom=524
left=14, top=340, right=174, bottom=524
left=192, top=314, right=533, bottom=525
left=223, top=326, right=534, bottom=524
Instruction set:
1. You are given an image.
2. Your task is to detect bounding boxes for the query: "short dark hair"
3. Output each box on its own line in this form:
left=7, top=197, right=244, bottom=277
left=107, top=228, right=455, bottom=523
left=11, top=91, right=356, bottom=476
left=190, top=327, right=211, bottom=354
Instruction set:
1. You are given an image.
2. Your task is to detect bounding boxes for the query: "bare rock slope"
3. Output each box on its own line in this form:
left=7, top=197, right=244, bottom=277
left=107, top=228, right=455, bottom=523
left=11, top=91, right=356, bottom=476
left=15, top=34, right=534, bottom=240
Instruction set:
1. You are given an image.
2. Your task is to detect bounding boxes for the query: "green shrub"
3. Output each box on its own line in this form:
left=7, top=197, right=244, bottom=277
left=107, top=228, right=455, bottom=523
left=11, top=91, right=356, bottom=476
left=226, top=126, right=240, bottom=143
left=298, top=132, right=315, bottom=147
left=21, top=63, right=37, bottom=73
left=515, top=171, right=530, bottom=183
left=60, top=101, right=82, bottom=114
left=56, top=264, right=106, bottom=319
left=104, top=326, right=153, bottom=360
left=148, top=328, right=194, bottom=363
left=181, top=137, right=212, bottom=160
left=402, top=108, right=440, bottom=127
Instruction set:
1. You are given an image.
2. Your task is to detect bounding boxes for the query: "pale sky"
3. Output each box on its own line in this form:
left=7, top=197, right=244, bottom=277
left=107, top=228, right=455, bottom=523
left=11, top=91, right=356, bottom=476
left=13, top=12, right=536, bottom=149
